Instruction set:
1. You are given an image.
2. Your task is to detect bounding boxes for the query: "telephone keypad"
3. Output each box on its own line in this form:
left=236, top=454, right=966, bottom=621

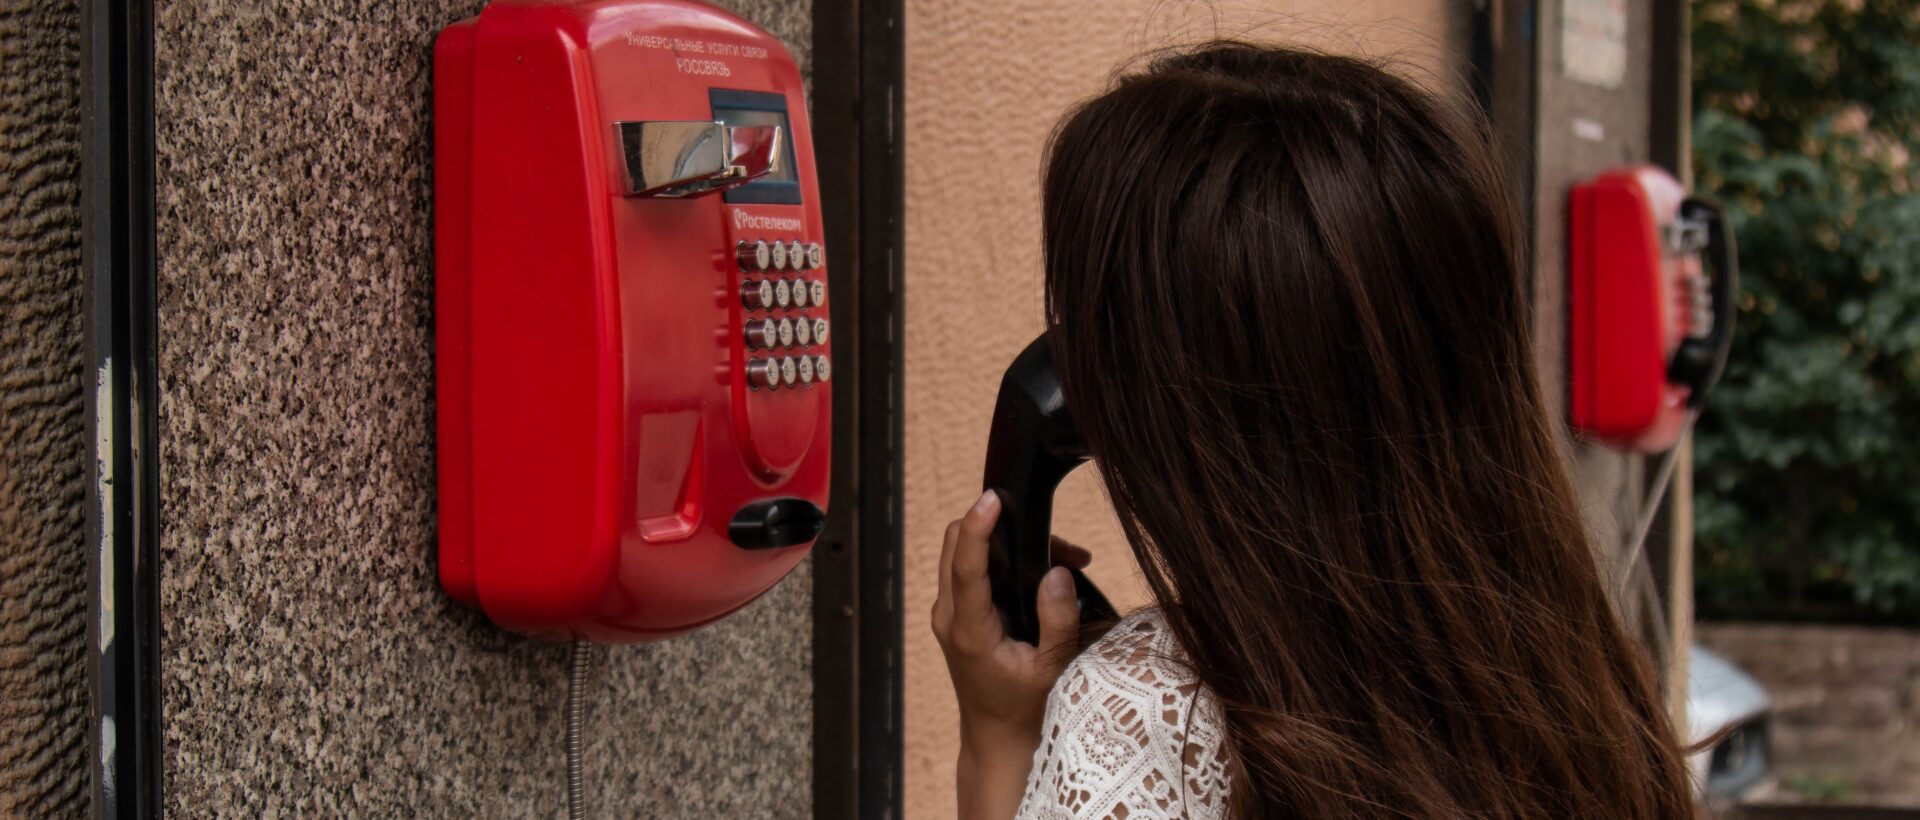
left=735, top=237, right=828, bottom=389
left=1685, top=273, right=1714, bottom=339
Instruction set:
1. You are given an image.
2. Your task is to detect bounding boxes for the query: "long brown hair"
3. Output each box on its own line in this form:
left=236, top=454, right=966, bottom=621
left=1041, top=43, right=1696, bottom=818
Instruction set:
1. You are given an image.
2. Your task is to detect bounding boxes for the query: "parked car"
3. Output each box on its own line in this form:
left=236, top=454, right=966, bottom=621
left=1688, top=645, right=1774, bottom=799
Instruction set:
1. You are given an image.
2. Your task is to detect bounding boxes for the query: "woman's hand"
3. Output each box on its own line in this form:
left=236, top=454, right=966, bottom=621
left=933, top=491, right=1088, bottom=819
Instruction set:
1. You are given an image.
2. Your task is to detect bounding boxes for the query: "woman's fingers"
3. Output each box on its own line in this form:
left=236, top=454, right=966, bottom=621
left=1033, top=566, right=1082, bottom=671
left=1048, top=536, right=1093, bottom=569
left=947, top=491, right=1004, bottom=651
left=932, top=519, right=962, bottom=640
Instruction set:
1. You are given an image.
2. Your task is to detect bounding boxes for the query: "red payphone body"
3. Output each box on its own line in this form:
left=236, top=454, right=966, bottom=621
left=1568, top=166, right=1736, bottom=453
left=435, top=0, right=830, bottom=643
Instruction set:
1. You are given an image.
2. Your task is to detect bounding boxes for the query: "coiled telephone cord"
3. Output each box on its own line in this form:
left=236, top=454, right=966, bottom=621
left=566, top=639, right=594, bottom=820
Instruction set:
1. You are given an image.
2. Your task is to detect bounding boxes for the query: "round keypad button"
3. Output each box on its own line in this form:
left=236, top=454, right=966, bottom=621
left=770, top=240, right=789, bottom=270
left=747, top=358, right=779, bottom=390
left=742, top=279, right=773, bottom=310
left=813, top=355, right=831, bottom=383
left=806, top=243, right=824, bottom=270
left=795, top=317, right=813, bottom=345
left=792, top=280, right=810, bottom=308
left=777, top=318, right=795, bottom=348
left=779, top=356, right=798, bottom=386
left=745, top=319, right=778, bottom=350
left=774, top=279, right=792, bottom=308
left=797, top=355, right=815, bottom=384
left=809, top=281, right=825, bottom=306
left=812, top=318, right=829, bottom=345
left=737, top=240, right=771, bottom=271
left=787, top=240, right=807, bottom=270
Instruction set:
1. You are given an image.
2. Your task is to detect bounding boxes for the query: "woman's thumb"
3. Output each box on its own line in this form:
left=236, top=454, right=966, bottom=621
left=1034, top=566, right=1082, bottom=669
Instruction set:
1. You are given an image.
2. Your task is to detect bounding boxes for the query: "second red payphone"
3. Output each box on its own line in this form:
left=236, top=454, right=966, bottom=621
left=1568, top=166, right=1737, bottom=453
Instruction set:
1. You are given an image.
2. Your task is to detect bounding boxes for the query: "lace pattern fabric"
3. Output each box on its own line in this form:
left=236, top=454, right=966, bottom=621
left=1017, top=609, right=1233, bottom=819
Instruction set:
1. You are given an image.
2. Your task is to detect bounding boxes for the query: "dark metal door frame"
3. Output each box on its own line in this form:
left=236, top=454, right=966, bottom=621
left=811, top=0, right=906, bottom=814
left=81, top=0, right=163, bottom=814
left=1471, top=0, right=1540, bottom=251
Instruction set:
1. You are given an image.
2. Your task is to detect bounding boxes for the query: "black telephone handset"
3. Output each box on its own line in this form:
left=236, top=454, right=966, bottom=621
left=982, top=333, right=1118, bottom=645
left=1669, top=196, right=1740, bottom=405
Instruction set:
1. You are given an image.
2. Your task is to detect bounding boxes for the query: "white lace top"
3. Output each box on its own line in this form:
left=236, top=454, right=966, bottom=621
left=1017, top=608, right=1234, bottom=819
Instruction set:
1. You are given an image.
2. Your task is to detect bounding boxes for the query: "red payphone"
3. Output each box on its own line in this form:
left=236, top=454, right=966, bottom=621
left=1568, top=166, right=1737, bottom=453
left=434, top=0, right=830, bottom=643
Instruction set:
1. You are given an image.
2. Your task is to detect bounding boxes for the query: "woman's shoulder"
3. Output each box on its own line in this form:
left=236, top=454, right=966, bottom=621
left=1070, top=607, right=1194, bottom=687
left=1053, top=608, right=1208, bottom=732
left=1019, top=607, right=1233, bottom=819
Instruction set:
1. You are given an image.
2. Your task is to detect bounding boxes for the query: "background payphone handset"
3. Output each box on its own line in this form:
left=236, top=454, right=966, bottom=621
left=435, top=0, right=831, bottom=643
left=981, top=333, right=1118, bottom=645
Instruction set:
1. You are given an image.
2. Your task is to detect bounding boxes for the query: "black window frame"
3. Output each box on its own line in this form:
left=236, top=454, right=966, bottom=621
left=81, top=0, right=164, bottom=814
left=810, top=0, right=906, bottom=815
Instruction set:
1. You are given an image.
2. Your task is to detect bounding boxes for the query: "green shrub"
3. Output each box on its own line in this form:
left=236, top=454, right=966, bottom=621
left=1691, top=0, right=1920, bottom=621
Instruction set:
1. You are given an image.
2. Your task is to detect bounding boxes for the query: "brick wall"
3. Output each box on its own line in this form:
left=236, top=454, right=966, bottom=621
left=1697, top=623, right=1920, bottom=806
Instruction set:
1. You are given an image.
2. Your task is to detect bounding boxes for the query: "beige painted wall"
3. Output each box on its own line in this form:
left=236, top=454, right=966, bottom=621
left=901, top=2, right=1470, bottom=815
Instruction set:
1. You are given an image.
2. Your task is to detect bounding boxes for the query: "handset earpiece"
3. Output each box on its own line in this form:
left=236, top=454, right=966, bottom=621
left=981, top=333, right=1116, bottom=645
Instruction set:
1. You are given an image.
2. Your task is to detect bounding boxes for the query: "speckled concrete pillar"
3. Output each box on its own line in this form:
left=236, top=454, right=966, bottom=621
left=0, top=0, right=88, bottom=812
left=153, top=0, right=814, bottom=814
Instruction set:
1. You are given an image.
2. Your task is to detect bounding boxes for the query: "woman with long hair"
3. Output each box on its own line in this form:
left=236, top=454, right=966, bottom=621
left=931, top=43, right=1698, bottom=819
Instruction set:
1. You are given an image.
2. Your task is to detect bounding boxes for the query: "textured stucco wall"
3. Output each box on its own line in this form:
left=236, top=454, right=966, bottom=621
left=153, top=0, right=814, bottom=814
left=1530, top=0, right=1660, bottom=629
left=900, top=3, right=1468, bottom=816
left=0, top=0, right=88, bottom=813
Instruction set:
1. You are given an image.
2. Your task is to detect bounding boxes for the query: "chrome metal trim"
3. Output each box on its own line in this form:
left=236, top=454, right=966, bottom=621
left=613, top=121, right=784, bottom=198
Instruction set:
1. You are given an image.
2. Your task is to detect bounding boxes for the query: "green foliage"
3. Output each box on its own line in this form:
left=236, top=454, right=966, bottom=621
left=1691, top=0, right=1920, bottom=621
left=1782, top=773, right=1856, bottom=803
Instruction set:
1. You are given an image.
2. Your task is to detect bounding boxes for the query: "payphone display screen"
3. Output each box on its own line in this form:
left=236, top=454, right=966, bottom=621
left=712, top=90, right=800, bottom=204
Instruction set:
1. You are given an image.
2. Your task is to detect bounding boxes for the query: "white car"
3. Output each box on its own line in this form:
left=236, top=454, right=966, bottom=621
left=1688, top=645, right=1774, bottom=799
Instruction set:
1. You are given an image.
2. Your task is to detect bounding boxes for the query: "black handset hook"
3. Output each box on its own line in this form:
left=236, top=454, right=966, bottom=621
left=1669, top=197, right=1739, bottom=405
left=981, top=333, right=1117, bottom=645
